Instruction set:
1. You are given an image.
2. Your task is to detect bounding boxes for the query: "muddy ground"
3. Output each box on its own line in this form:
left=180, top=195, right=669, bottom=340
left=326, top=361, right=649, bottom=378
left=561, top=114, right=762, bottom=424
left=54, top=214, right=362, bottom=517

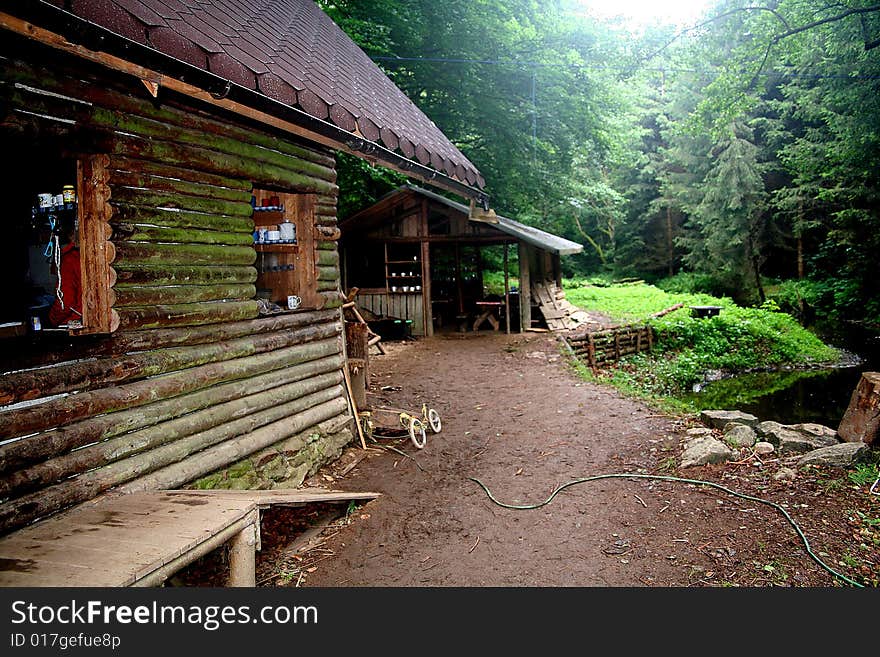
left=180, top=330, right=878, bottom=588
left=257, top=331, right=878, bottom=588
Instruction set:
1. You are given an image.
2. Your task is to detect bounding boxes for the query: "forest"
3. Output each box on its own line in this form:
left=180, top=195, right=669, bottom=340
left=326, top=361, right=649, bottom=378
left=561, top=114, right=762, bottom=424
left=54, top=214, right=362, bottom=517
left=320, top=0, right=880, bottom=327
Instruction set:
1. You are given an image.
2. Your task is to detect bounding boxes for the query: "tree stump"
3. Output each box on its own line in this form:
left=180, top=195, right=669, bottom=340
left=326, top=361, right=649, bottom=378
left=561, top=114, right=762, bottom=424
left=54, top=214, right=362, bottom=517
left=837, top=372, right=880, bottom=446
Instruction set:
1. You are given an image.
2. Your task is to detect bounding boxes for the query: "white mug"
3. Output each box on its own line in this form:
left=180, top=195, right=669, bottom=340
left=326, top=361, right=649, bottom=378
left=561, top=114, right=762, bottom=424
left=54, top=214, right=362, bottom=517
left=38, top=193, right=52, bottom=208
left=287, top=295, right=301, bottom=310
left=267, top=230, right=281, bottom=242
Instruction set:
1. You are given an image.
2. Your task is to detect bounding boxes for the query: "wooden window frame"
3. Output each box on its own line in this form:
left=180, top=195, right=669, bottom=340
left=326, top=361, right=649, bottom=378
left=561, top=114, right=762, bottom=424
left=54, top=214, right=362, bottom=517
left=252, top=189, right=319, bottom=310
left=74, top=154, right=118, bottom=335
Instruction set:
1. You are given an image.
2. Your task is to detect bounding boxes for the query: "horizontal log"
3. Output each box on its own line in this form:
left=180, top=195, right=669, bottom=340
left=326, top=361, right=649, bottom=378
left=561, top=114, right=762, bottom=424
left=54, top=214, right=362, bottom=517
left=111, top=204, right=254, bottom=233
left=0, top=324, right=340, bottom=428
left=110, top=134, right=337, bottom=197
left=114, top=242, right=256, bottom=266
left=0, top=353, right=342, bottom=474
left=317, top=250, right=340, bottom=266
left=0, top=333, right=342, bottom=444
left=96, top=108, right=337, bottom=184
left=0, top=370, right=343, bottom=498
left=116, top=396, right=349, bottom=495
left=110, top=186, right=253, bottom=218
left=109, top=155, right=252, bottom=191
left=320, top=292, right=346, bottom=309
left=113, top=284, right=256, bottom=307
left=112, top=223, right=254, bottom=246
left=0, top=390, right=347, bottom=534
left=317, top=266, right=338, bottom=282
left=316, top=225, right=341, bottom=241
left=317, top=280, right=340, bottom=293
left=0, top=62, right=335, bottom=172
left=0, top=307, right=335, bottom=375
left=108, top=168, right=253, bottom=204
left=117, top=300, right=260, bottom=331
left=114, top=265, right=257, bottom=286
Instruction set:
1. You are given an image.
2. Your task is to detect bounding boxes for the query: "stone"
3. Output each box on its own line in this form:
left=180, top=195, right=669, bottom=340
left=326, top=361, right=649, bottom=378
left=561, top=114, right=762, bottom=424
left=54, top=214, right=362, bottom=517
left=777, top=429, right=838, bottom=455
left=699, top=410, right=759, bottom=430
left=723, top=423, right=757, bottom=448
left=755, top=421, right=785, bottom=439
left=680, top=436, right=735, bottom=468
left=837, top=372, right=880, bottom=446
left=754, top=441, right=775, bottom=455
left=773, top=467, right=797, bottom=482
left=788, top=423, right=839, bottom=444
left=797, top=442, right=869, bottom=469
left=686, top=427, right=713, bottom=437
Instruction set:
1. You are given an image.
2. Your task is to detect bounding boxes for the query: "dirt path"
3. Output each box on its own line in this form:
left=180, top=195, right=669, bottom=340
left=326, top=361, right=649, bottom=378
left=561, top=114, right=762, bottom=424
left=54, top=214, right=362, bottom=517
left=294, top=332, right=874, bottom=587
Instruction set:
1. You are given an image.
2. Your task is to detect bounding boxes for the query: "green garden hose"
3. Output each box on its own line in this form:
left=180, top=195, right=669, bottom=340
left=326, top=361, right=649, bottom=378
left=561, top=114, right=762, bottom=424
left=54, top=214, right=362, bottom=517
left=469, top=472, right=865, bottom=588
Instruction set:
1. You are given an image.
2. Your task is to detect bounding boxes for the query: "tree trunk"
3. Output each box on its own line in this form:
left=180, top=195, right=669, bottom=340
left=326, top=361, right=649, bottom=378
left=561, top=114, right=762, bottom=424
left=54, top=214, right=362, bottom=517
left=837, top=372, right=880, bottom=446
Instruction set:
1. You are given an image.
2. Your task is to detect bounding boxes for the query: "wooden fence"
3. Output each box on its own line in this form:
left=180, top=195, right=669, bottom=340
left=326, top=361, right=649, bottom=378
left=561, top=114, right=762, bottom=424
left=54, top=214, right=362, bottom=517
left=564, top=324, right=655, bottom=372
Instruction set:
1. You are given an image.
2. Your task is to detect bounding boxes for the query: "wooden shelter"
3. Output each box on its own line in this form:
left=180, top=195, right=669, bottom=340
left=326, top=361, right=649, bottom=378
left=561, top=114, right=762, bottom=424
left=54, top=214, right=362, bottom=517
left=340, top=185, right=583, bottom=336
left=0, top=0, right=485, bottom=585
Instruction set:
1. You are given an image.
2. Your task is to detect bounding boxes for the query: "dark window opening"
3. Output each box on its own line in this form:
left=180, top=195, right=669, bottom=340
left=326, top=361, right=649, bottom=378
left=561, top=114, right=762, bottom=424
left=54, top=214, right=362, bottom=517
left=0, top=136, right=80, bottom=338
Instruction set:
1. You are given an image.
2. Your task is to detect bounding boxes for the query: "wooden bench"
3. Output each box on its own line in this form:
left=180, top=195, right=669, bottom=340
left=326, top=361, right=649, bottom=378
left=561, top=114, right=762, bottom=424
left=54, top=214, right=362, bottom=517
left=0, top=488, right=378, bottom=587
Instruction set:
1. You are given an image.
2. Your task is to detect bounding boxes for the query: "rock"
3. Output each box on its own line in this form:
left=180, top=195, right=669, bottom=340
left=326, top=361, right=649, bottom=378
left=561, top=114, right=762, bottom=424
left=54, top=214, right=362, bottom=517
left=837, top=372, right=880, bottom=446
left=680, top=436, right=735, bottom=468
left=754, top=442, right=775, bottom=455
left=686, top=427, right=713, bottom=440
left=723, top=423, right=757, bottom=448
left=773, top=467, right=797, bottom=482
left=699, top=410, right=759, bottom=430
left=797, top=442, right=869, bottom=469
left=787, top=423, right=839, bottom=445
left=778, top=431, right=833, bottom=455
left=755, top=421, right=785, bottom=439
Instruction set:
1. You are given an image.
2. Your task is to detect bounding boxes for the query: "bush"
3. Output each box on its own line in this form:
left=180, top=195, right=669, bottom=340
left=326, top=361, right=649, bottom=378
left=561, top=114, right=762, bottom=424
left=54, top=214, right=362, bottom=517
left=566, top=281, right=839, bottom=396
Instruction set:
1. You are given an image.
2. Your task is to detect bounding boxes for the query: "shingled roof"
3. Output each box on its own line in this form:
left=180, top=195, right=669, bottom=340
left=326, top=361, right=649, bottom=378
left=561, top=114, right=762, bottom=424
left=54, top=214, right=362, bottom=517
left=7, top=0, right=485, bottom=196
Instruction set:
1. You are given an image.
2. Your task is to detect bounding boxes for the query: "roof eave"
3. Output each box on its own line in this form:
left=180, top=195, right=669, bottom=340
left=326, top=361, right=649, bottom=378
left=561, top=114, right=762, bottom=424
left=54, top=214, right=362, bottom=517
left=0, top=1, right=489, bottom=206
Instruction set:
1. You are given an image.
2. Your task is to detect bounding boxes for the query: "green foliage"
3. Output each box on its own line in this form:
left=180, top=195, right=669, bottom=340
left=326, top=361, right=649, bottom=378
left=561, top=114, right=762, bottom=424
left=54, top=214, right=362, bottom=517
left=567, top=280, right=837, bottom=395
left=848, top=462, right=880, bottom=488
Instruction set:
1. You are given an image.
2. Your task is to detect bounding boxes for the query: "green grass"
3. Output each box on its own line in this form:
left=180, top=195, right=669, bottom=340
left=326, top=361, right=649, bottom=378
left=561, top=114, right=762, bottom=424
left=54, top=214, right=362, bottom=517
left=563, top=278, right=839, bottom=399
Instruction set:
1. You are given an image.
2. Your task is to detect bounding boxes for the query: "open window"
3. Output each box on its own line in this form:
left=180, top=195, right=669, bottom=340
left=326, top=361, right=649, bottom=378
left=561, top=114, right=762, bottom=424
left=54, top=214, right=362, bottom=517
left=252, top=189, right=319, bottom=310
left=0, top=136, right=115, bottom=339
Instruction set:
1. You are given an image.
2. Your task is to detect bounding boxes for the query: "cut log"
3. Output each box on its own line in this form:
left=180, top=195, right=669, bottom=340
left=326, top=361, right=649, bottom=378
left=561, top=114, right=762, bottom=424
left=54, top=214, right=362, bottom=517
left=837, top=372, right=880, bottom=446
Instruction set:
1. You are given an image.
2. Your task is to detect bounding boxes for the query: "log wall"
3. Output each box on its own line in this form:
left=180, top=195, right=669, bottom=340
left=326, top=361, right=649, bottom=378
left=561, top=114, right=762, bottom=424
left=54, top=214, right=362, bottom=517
left=0, top=41, right=352, bottom=534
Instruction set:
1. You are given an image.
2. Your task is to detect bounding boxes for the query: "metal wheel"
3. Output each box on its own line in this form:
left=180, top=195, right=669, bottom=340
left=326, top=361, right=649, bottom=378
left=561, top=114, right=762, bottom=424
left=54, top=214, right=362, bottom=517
left=408, top=417, right=427, bottom=449
left=427, top=408, right=442, bottom=433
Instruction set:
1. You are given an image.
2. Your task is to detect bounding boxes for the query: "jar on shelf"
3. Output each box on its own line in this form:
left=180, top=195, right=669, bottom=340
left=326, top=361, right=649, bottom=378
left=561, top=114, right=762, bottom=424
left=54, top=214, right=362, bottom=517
left=62, top=185, right=76, bottom=204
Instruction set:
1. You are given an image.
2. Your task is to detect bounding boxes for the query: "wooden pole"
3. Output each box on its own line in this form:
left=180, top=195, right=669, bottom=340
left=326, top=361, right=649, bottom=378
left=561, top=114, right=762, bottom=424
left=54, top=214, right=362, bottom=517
left=504, top=243, right=510, bottom=335
left=342, top=364, right=367, bottom=450
left=227, top=521, right=258, bottom=587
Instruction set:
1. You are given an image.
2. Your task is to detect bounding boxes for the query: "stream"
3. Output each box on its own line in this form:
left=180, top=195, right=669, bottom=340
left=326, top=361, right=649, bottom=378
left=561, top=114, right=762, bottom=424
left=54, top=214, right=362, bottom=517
left=679, top=321, right=880, bottom=427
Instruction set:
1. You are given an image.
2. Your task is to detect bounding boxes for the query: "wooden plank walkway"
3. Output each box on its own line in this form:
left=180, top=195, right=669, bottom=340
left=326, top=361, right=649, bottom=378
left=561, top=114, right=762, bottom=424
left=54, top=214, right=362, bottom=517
left=0, top=487, right=379, bottom=587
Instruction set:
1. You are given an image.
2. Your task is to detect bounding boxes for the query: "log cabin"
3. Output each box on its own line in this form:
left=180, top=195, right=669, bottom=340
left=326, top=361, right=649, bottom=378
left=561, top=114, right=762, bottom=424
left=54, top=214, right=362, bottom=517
left=0, top=0, right=487, bottom=585
left=340, top=185, right=583, bottom=335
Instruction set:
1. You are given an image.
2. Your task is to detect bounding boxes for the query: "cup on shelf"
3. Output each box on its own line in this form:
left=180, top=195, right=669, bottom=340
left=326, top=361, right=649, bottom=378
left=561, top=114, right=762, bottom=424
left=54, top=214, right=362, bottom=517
left=267, top=230, right=281, bottom=242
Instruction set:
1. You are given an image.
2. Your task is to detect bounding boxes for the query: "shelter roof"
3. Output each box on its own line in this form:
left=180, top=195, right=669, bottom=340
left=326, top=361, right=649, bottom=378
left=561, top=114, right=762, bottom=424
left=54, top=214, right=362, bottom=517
left=345, top=185, right=584, bottom=257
